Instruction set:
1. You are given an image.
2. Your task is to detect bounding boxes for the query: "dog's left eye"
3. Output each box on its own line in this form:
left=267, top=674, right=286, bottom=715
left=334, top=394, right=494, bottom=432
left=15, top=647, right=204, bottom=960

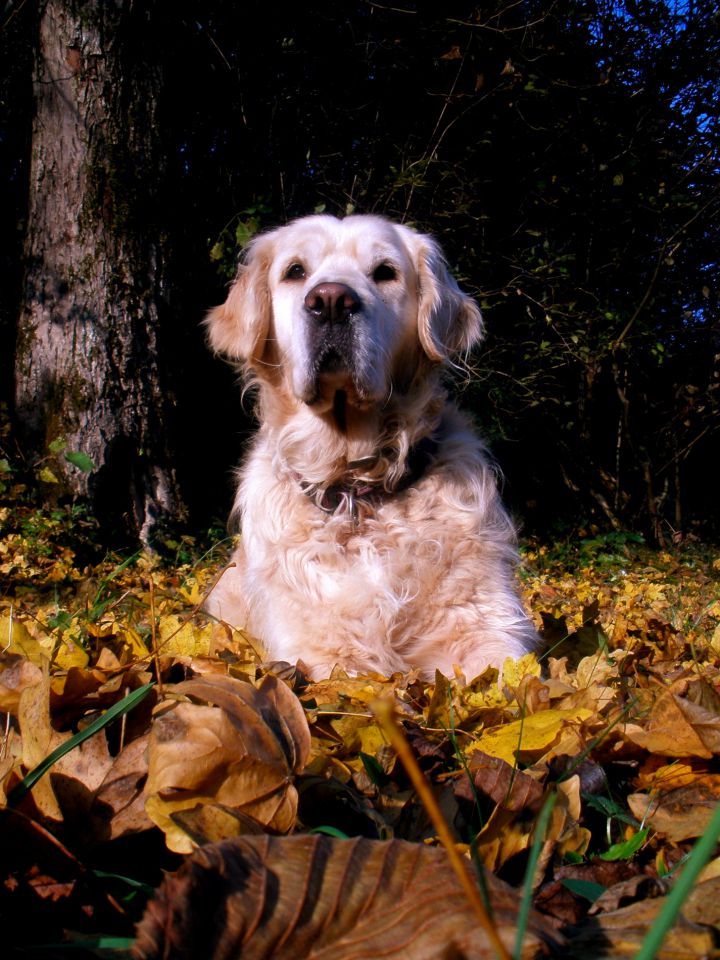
left=372, top=263, right=397, bottom=283
left=284, top=263, right=306, bottom=281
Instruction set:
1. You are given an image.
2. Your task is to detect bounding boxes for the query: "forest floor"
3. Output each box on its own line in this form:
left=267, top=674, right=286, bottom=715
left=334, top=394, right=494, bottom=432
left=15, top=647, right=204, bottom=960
left=1, top=482, right=720, bottom=957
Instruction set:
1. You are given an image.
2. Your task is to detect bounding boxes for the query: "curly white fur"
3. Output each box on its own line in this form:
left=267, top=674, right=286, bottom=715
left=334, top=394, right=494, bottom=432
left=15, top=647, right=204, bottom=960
left=205, top=214, right=537, bottom=680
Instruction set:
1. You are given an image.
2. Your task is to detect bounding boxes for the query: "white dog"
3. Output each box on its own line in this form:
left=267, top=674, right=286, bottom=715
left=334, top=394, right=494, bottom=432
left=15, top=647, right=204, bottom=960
left=205, top=214, right=537, bottom=680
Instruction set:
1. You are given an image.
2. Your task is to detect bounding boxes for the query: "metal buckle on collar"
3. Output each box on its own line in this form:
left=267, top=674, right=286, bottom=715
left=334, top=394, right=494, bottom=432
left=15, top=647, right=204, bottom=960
left=346, top=487, right=358, bottom=524
left=314, top=481, right=374, bottom=524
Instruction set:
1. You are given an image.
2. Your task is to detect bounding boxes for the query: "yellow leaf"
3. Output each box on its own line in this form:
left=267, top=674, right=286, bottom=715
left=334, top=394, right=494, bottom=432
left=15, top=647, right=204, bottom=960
left=178, top=579, right=206, bottom=606
left=18, top=677, right=67, bottom=819
left=463, top=685, right=508, bottom=711
left=157, top=616, right=212, bottom=657
left=120, top=627, right=150, bottom=658
left=357, top=722, right=387, bottom=756
left=502, top=652, right=542, bottom=691
left=468, top=708, right=594, bottom=765
left=53, top=637, right=89, bottom=670
left=0, top=615, right=48, bottom=667
left=636, top=760, right=698, bottom=791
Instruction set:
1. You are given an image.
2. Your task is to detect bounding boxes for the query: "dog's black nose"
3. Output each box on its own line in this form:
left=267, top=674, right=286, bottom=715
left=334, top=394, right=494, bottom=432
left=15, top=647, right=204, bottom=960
left=304, top=282, right=361, bottom=323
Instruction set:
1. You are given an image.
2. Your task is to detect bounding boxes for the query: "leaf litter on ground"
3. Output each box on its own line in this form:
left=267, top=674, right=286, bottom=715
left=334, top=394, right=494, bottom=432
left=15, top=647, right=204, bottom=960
left=1, top=509, right=720, bottom=957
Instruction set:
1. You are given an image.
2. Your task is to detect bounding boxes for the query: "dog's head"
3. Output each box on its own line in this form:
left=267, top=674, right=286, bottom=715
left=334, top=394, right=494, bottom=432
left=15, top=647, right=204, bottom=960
left=206, top=214, right=483, bottom=413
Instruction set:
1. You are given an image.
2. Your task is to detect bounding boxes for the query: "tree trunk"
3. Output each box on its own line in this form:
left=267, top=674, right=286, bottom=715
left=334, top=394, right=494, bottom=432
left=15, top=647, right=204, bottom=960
left=15, top=0, right=183, bottom=541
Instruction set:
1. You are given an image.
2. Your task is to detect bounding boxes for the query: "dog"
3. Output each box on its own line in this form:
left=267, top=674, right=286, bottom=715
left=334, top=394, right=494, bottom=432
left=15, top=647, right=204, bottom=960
left=205, top=214, right=538, bottom=680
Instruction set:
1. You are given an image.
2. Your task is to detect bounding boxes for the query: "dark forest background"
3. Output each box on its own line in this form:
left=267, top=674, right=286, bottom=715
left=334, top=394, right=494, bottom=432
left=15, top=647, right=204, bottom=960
left=1, top=0, right=718, bottom=547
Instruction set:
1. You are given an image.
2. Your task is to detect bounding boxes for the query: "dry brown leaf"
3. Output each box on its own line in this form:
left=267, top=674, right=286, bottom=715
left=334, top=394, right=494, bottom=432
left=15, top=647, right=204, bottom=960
left=89, top=734, right=152, bottom=840
left=304, top=671, right=390, bottom=707
left=0, top=807, right=129, bottom=942
left=515, top=675, right=551, bottom=714
left=474, top=775, right=588, bottom=874
left=133, top=835, right=563, bottom=959
left=54, top=721, right=115, bottom=792
left=682, top=876, right=720, bottom=928
left=567, top=895, right=717, bottom=958
left=456, top=750, right=544, bottom=813
left=623, top=691, right=720, bottom=758
left=628, top=776, right=720, bottom=841
left=144, top=674, right=310, bottom=852
left=589, top=875, right=666, bottom=915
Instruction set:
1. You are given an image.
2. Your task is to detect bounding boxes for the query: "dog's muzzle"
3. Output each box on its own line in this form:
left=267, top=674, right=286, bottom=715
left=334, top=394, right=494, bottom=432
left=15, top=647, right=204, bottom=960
left=304, top=282, right=363, bottom=395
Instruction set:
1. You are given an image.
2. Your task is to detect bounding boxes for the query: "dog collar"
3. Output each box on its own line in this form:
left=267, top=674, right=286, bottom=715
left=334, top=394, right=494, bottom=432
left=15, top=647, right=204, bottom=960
left=295, top=435, right=439, bottom=521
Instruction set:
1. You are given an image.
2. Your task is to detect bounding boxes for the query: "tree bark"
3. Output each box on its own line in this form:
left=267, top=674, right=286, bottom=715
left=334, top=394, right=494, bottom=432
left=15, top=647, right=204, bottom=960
left=15, top=0, right=183, bottom=540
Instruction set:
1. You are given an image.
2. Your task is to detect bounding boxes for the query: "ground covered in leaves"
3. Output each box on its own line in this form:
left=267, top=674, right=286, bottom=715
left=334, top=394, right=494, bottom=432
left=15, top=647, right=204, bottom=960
left=1, top=489, right=720, bottom=957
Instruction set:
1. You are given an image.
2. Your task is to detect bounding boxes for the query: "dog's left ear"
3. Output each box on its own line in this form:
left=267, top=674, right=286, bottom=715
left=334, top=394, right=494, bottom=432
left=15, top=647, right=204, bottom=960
left=410, top=232, right=484, bottom=362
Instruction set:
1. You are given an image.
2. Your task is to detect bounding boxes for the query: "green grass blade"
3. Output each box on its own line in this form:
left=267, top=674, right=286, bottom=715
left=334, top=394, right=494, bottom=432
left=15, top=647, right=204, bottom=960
left=308, top=825, right=350, bottom=839
left=513, top=792, right=557, bottom=960
left=561, top=877, right=607, bottom=902
left=27, top=937, right=134, bottom=952
left=635, top=800, right=720, bottom=960
left=7, top=681, right=154, bottom=807
left=599, top=826, right=649, bottom=861
left=92, top=869, right=156, bottom=897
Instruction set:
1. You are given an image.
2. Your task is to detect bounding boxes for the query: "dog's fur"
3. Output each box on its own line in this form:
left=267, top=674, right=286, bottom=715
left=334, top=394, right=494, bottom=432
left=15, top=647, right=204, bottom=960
left=205, top=214, right=537, bottom=680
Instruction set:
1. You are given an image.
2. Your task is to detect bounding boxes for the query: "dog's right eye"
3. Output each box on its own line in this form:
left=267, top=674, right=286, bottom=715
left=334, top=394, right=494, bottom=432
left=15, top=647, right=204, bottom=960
left=284, top=263, right=306, bottom=281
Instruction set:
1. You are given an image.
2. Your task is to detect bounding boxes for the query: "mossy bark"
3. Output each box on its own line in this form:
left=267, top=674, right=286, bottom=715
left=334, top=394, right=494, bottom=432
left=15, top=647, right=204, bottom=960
left=15, top=0, right=183, bottom=540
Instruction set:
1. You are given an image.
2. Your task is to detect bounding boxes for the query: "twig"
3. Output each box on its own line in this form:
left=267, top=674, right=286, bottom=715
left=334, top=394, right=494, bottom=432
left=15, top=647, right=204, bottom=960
left=147, top=577, right=164, bottom=700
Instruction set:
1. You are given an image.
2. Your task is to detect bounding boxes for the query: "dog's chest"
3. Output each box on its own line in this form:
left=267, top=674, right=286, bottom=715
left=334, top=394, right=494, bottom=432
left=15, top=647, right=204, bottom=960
left=256, top=482, right=467, bottom=612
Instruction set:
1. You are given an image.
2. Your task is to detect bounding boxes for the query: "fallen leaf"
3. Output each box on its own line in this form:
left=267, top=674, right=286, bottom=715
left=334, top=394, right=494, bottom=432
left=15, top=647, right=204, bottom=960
left=0, top=655, right=43, bottom=712
left=682, top=875, right=720, bottom=928
left=623, top=691, right=720, bottom=758
left=133, top=835, right=563, bottom=959
left=144, top=674, right=310, bottom=852
left=0, top=615, right=48, bottom=667
left=89, top=734, right=152, bottom=840
left=502, top=652, right=542, bottom=692
left=628, top=777, right=720, bottom=841
left=455, top=750, right=544, bottom=813
left=567, top=895, right=716, bottom=958
left=17, top=677, right=67, bottom=819
left=469, top=708, right=594, bottom=765
left=157, top=615, right=213, bottom=657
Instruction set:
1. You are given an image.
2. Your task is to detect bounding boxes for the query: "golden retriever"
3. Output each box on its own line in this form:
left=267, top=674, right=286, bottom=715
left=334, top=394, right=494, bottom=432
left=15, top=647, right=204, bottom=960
left=205, top=214, right=538, bottom=680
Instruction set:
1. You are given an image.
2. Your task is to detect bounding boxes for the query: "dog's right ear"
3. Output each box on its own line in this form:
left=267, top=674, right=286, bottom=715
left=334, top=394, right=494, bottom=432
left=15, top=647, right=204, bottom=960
left=204, top=236, right=273, bottom=362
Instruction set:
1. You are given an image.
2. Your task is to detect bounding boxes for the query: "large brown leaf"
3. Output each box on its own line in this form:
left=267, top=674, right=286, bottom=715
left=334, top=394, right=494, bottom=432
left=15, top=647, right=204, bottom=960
left=134, top=834, right=563, bottom=959
left=144, top=675, right=311, bottom=852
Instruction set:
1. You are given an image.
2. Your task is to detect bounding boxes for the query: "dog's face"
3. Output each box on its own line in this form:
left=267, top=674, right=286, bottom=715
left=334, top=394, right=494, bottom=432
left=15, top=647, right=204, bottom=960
left=206, top=214, right=483, bottom=414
